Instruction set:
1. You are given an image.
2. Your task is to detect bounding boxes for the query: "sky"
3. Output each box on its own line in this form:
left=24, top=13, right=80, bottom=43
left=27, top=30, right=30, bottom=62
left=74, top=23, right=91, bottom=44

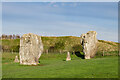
left=2, top=2, right=118, bottom=42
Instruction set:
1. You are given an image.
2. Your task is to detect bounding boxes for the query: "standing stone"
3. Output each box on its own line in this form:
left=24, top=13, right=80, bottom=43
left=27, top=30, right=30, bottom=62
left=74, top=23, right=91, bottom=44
left=66, top=52, right=71, bottom=61
left=80, top=31, right=98, bottom=59
left=19, top=33, right=43, bottom=65
left=14, top=55, right=19, bottom=63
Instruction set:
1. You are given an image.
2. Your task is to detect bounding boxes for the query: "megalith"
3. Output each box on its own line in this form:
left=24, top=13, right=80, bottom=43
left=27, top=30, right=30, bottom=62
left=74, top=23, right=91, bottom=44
left=14, top=55, right=19, bottom=63
left=66, top=52, right=71, bottom=61
left=80, top=31, right=98, bottom=59
left=19, top=33, right=43, bottom=65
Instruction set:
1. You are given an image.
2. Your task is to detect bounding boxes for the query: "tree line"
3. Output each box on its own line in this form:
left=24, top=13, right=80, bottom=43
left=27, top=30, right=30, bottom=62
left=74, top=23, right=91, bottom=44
left=0, top=34, right=20, bottom=39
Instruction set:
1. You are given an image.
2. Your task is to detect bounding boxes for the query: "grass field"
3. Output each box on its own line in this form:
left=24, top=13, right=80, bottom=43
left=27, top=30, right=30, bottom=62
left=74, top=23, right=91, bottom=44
left=2, top=52, right=118, bottom=78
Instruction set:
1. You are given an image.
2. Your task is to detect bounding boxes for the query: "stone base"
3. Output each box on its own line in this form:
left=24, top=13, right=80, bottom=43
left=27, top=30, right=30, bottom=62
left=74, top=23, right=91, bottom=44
left=20, top=62, right=38, bottom=65
left=85, top=56, right=90, bottom=59
left=66, top=58, right=71, bottom=61
left=14, top=60, right=19, bottom=63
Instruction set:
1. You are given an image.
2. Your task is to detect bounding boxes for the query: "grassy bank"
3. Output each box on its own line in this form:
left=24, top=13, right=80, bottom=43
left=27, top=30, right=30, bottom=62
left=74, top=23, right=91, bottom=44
left=2, top=52, right=118, bottom=78
left=1, top=36, right=118, bottom=56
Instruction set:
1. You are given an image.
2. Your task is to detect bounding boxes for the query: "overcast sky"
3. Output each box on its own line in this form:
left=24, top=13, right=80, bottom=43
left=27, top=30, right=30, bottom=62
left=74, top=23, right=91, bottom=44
left=2, top=2, right=118, bottom=42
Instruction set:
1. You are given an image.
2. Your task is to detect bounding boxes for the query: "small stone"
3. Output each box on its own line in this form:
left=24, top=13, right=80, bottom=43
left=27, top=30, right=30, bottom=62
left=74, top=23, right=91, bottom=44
left=66, top=52, right=71, bottom=61
left=14, top=55, right=19, bottom=63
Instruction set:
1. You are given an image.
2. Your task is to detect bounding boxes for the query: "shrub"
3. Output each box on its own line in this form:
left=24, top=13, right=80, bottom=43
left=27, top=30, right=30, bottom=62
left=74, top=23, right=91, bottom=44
left=11, top=45, right=20, bottom=52
left=48, top=46, right=55, bottom=53
left=54, top=41, right=65, bottom=50
left=71, top=44, right=83, bottom=52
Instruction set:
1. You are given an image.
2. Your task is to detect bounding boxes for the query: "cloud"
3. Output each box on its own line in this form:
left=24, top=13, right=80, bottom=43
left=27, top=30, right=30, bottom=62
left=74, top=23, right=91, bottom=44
left=53, top=4, right=58, bottom=7
left=48, top=2, right=56, bottom=6
left=3, top=2, right=118, bottom=20
left=2, top=2, right=118, bottom=42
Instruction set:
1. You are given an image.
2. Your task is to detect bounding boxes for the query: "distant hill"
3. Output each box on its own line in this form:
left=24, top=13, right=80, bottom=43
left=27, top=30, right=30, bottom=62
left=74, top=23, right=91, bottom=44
left=1, top=36, right=118, bottom=56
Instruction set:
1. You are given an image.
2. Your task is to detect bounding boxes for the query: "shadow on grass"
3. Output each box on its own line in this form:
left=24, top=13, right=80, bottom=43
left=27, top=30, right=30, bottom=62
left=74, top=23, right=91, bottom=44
left=63, top=59, right=66, bottom=61
left=19, top=61, right=46, bottom=66
left=74, top=51, right=85, bottom=59
left=63, top=58, right=74, bottom=61
left=19, top=64, right=46, bottom=66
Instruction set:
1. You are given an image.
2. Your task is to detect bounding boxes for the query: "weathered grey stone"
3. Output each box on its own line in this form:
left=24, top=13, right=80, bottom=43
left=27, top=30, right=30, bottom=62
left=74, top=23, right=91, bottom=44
left=19, top=33, right=43, bottom=65
left=80, top=31, right=98, bottom=59
left=66, top=52, right=71, bottom=61
left=14, top=55, right=19, bottom=63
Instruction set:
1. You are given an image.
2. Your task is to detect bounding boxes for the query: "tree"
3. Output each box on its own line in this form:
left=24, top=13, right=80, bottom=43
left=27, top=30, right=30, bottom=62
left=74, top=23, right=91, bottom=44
left=5, top=35, right=7, bottom=39
left=8, top=35, right=12, bottom=39
left=71, top=44, right=83, bottom=52
left=54, top=41, right=65, bottom=53
left=13, top=34, right=16, bottom=39
left=16, top=34, right=20, bottom=39
left=2, top=34, right=6, bottom=39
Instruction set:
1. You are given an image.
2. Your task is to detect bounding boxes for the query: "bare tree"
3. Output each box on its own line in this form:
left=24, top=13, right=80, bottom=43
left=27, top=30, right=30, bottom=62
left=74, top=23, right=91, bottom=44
left=7, top=35, right=12, bottom=39
left=5, top=35, right=7, bottom=39
left=13, top=34, right=16, bottom=39
left=2, top=34, right=6, bottom=39
left=9, top=35, right=12, bottom=39
left=16, top=34, right=20, bottom=39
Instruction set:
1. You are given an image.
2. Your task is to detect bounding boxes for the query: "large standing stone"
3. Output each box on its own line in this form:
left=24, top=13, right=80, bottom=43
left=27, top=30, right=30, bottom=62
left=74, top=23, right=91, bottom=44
left=80, top=31, right=98, bottom=59
left=66, top=52, right=71, bottom=61
left=19, top=33, right=43, bottom=65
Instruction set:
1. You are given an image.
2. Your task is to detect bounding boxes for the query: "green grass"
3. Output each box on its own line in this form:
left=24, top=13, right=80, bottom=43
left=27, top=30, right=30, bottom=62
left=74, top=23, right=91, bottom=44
left=2, top=39, right=20, bottom=46
left=2, top=52, right=118, bottom=78
left=98, top=40, right=118, bottom=46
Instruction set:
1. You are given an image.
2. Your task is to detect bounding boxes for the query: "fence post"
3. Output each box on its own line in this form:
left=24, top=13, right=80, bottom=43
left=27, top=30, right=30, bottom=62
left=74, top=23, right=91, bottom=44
left=46, top=49, right=48, bottom=54
left=102, top=51, right=104, bottom=56
left=60, top=50, right=62, bottom=54
left=12, top=49, right=13, bottom=54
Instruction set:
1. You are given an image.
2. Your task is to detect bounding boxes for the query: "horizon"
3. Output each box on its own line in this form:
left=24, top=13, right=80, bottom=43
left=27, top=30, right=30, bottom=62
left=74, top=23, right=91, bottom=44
left=2, top=2, right=118, bottom=42
left=0, top=33, right=118, bottom=43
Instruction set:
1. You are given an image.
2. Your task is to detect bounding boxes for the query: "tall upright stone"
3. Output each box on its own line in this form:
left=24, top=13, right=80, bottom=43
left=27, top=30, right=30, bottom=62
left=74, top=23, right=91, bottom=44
left=80, top=31, right=98, bottom=59
left=66, top=52, right=71, bottom=61
left=19, top=33, right=43, bottom=65
left=14, top=55, right=19, bottom=63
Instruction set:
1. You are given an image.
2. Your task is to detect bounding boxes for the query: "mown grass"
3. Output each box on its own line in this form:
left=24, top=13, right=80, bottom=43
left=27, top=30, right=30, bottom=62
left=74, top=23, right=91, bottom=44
left=2, top=52, right=118, bottom=78
left=95, top=51, right=119, bottom=58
